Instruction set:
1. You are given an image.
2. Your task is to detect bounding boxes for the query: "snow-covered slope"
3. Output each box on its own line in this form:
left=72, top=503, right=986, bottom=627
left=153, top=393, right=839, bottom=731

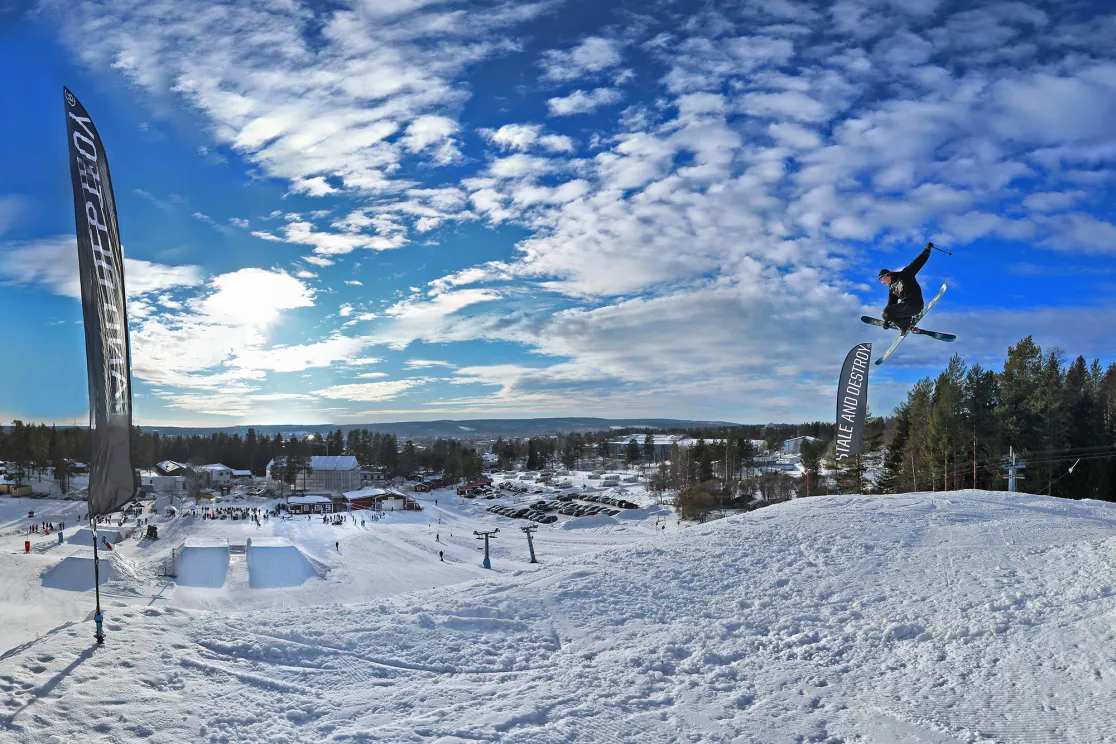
left=4, top=490, right=1116, bottom=742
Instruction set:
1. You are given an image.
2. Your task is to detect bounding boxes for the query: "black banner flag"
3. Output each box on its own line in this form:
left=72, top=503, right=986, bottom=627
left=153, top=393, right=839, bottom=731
left=64, top=87, right=137, bottom=517
left=835, top=343, right=871, bottom=461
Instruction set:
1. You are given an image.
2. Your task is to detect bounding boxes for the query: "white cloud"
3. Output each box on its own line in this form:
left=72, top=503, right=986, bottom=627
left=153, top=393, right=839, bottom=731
left=127, top=267, right=321, bottom=405
left=547, top=88, right=622, bottom=116
left=1023, top=190, right=1087, bottom=212
left=480, top=124, right=576, bottom=154
left=345, top=280, right=363, bottom=286
left=1040, top=212, right=1116, bottom=253
left=0, top=236, right=201, bottom=300
left=539, top=134, right=576, bottom=153
left=484, top=124, right=543, bottom=151
left=198, top=268, right=314, bottom=327
left=290, top=177, right=338, bottom=197
left=313, top=378, right=427, bottom=402
left=540, top=36, right=623, bottom=81
left=230, top=335, right=370, bottom=373
left=339, top=303, right=354, bottom=317
left=293, top=220, right=404, bottom=256
left=404, top=359, right=455, bottom=369
left=401, top=115, right=461, bottom=165
left=229, top=217, right=250, bottom=228
left=368, top=288, right=503, bottom=349
left=42, top=0, right=550, bottom=203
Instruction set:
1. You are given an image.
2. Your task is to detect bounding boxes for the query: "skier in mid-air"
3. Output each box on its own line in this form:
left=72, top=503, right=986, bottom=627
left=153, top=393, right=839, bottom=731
left=877, top=242, right=933, bottom=332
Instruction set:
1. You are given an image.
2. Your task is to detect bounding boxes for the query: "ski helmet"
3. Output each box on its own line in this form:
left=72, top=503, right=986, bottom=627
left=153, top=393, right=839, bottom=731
left=877, top=269, right=891, bottom=279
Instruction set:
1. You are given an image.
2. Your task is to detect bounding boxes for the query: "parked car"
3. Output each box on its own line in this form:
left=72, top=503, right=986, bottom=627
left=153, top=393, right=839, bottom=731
left=538, top=514, right=558, bottom=524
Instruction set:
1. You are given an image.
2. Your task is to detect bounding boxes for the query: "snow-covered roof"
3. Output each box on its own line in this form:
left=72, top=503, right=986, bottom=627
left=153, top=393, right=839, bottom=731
left=309, top=455, right=359, bottom=471
left=231, top=470, right=253, bottom=477
left=157, top=460, right=187, bottom=472
left=199, top=463, right=233, bottom=472
left=288, top=495, right=334, bottom=505
left=608, top=434, right=688, bottom=446
left=342, top=487, right=389, bottom=499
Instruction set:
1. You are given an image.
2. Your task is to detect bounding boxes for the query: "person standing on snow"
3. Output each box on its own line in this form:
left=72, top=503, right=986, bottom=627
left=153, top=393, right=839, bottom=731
left=878, top=242, right=933, bottom=332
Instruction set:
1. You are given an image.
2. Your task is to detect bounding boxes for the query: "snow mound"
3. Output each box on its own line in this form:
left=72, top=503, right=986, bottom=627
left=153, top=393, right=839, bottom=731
left=108, top=551, right=143, bottom=581
left=175, top=545, right=229, bottom=588
left=560, top=514, right=619, bottom=530
left=14, top=490, right=1116, bottom=743
left=41, top=556, right=117, bottom=591
left=615, top=506, right=668, bottom=520
left=65, top=528, right=97, bottom=547
left=66, top=526, right=132, bottom=546
left=247, top=544, right=319, bottom=589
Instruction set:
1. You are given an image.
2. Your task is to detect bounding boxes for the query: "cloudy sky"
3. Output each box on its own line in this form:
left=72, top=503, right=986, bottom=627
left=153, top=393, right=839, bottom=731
left=1, top=0, right=1115, bottom=427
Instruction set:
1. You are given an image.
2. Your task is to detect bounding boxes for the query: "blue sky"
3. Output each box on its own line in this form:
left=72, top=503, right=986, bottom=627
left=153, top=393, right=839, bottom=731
left=1, top=0, right=1115, bottom=427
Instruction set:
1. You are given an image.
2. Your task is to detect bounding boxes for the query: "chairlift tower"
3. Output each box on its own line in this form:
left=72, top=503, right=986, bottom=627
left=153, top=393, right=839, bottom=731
left=474, top=529, right=498, bottom=569
left=521, top=524, right=539, bottom=564
left=1002, top=446, right=1027, bottom=493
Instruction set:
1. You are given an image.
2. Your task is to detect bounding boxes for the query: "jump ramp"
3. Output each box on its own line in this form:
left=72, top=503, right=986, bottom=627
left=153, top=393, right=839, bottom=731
left=42, top=557, right=118, bottom=591
left=247, top=543, right=322, bottom=589
left=175, top=541, right=230, bottom=588
left=67, top=526, right=133, bottom=547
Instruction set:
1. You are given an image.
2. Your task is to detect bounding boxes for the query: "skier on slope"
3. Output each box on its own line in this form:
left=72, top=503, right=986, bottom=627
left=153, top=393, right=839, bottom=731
left=878, top=242, right=933, bottom=332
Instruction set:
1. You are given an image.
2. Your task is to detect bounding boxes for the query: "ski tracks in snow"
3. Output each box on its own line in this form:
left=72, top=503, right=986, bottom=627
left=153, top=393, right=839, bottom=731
left=6, top=492, right=1116, bottom=741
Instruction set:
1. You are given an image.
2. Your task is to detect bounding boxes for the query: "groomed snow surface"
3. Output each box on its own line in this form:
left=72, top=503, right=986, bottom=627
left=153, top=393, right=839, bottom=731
left=4, top=487, right=1116, bottom=742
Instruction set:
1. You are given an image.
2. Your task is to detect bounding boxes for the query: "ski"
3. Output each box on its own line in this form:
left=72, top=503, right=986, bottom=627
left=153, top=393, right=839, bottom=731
left=860, top=317, right=956, bottom=342
left=869, top=284, right=948, bottom=366
left=909, top=327, right=956, bottom=342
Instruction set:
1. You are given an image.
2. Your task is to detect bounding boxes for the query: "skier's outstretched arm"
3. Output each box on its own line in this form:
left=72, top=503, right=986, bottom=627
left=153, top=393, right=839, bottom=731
left=903, top=244, right=932, bottom=275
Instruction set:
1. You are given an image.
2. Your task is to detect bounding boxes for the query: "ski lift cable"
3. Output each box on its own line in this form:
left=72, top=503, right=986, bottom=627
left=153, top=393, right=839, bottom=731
left=963, top=450, right=1116, bottom=477
left=905, top=449, right=1116, bottom=480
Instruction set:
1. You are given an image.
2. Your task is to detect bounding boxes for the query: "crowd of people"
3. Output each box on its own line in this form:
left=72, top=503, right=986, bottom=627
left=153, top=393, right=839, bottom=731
left=321, top=511, right=385, bottom=527
left=189, top=506, right=269, bottom=525
left=176, top=503, right=393, bottom=529
left=27, top=520, right=64, bottom=535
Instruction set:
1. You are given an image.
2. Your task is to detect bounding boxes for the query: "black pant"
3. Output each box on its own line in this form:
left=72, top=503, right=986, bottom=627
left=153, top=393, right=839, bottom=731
left=883, top=302, right=923, bottom=331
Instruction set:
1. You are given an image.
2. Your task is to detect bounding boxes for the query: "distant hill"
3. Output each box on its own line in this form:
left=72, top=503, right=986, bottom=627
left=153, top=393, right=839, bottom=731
left=141, top=417, right=740, bottom=440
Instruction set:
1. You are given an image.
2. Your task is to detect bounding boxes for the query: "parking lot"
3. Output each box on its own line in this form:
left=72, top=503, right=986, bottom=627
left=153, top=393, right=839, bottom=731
left=476, top=481, right=641, bottom=526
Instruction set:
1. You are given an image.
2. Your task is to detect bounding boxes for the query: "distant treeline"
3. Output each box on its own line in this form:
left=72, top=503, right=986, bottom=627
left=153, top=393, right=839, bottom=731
left=0, top=425, right=484, bottom=486
left=874, top=336, right=1116, bottom=500
left=1, top=416, right=849, bottom=493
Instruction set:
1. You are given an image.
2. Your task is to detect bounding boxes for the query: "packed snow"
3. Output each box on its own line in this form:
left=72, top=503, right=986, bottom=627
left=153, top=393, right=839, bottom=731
left=3, top=480, right=1116, bottom=742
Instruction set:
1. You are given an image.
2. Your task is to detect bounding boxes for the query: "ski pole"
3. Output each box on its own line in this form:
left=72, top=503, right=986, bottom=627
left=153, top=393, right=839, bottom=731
left=927, top=242, right=952, bottom=256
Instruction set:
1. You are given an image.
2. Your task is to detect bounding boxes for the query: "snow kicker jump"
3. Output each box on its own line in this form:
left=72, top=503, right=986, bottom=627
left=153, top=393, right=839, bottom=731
left=247, top=544, right=320, bottom=589
left=175, top=544, right=230, bottom=589
left=42, top=557, right=117, bottom=592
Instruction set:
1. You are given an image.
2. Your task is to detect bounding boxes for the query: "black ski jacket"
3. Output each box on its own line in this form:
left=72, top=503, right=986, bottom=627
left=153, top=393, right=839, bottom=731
left=886, top=245, right=931, bottom=307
